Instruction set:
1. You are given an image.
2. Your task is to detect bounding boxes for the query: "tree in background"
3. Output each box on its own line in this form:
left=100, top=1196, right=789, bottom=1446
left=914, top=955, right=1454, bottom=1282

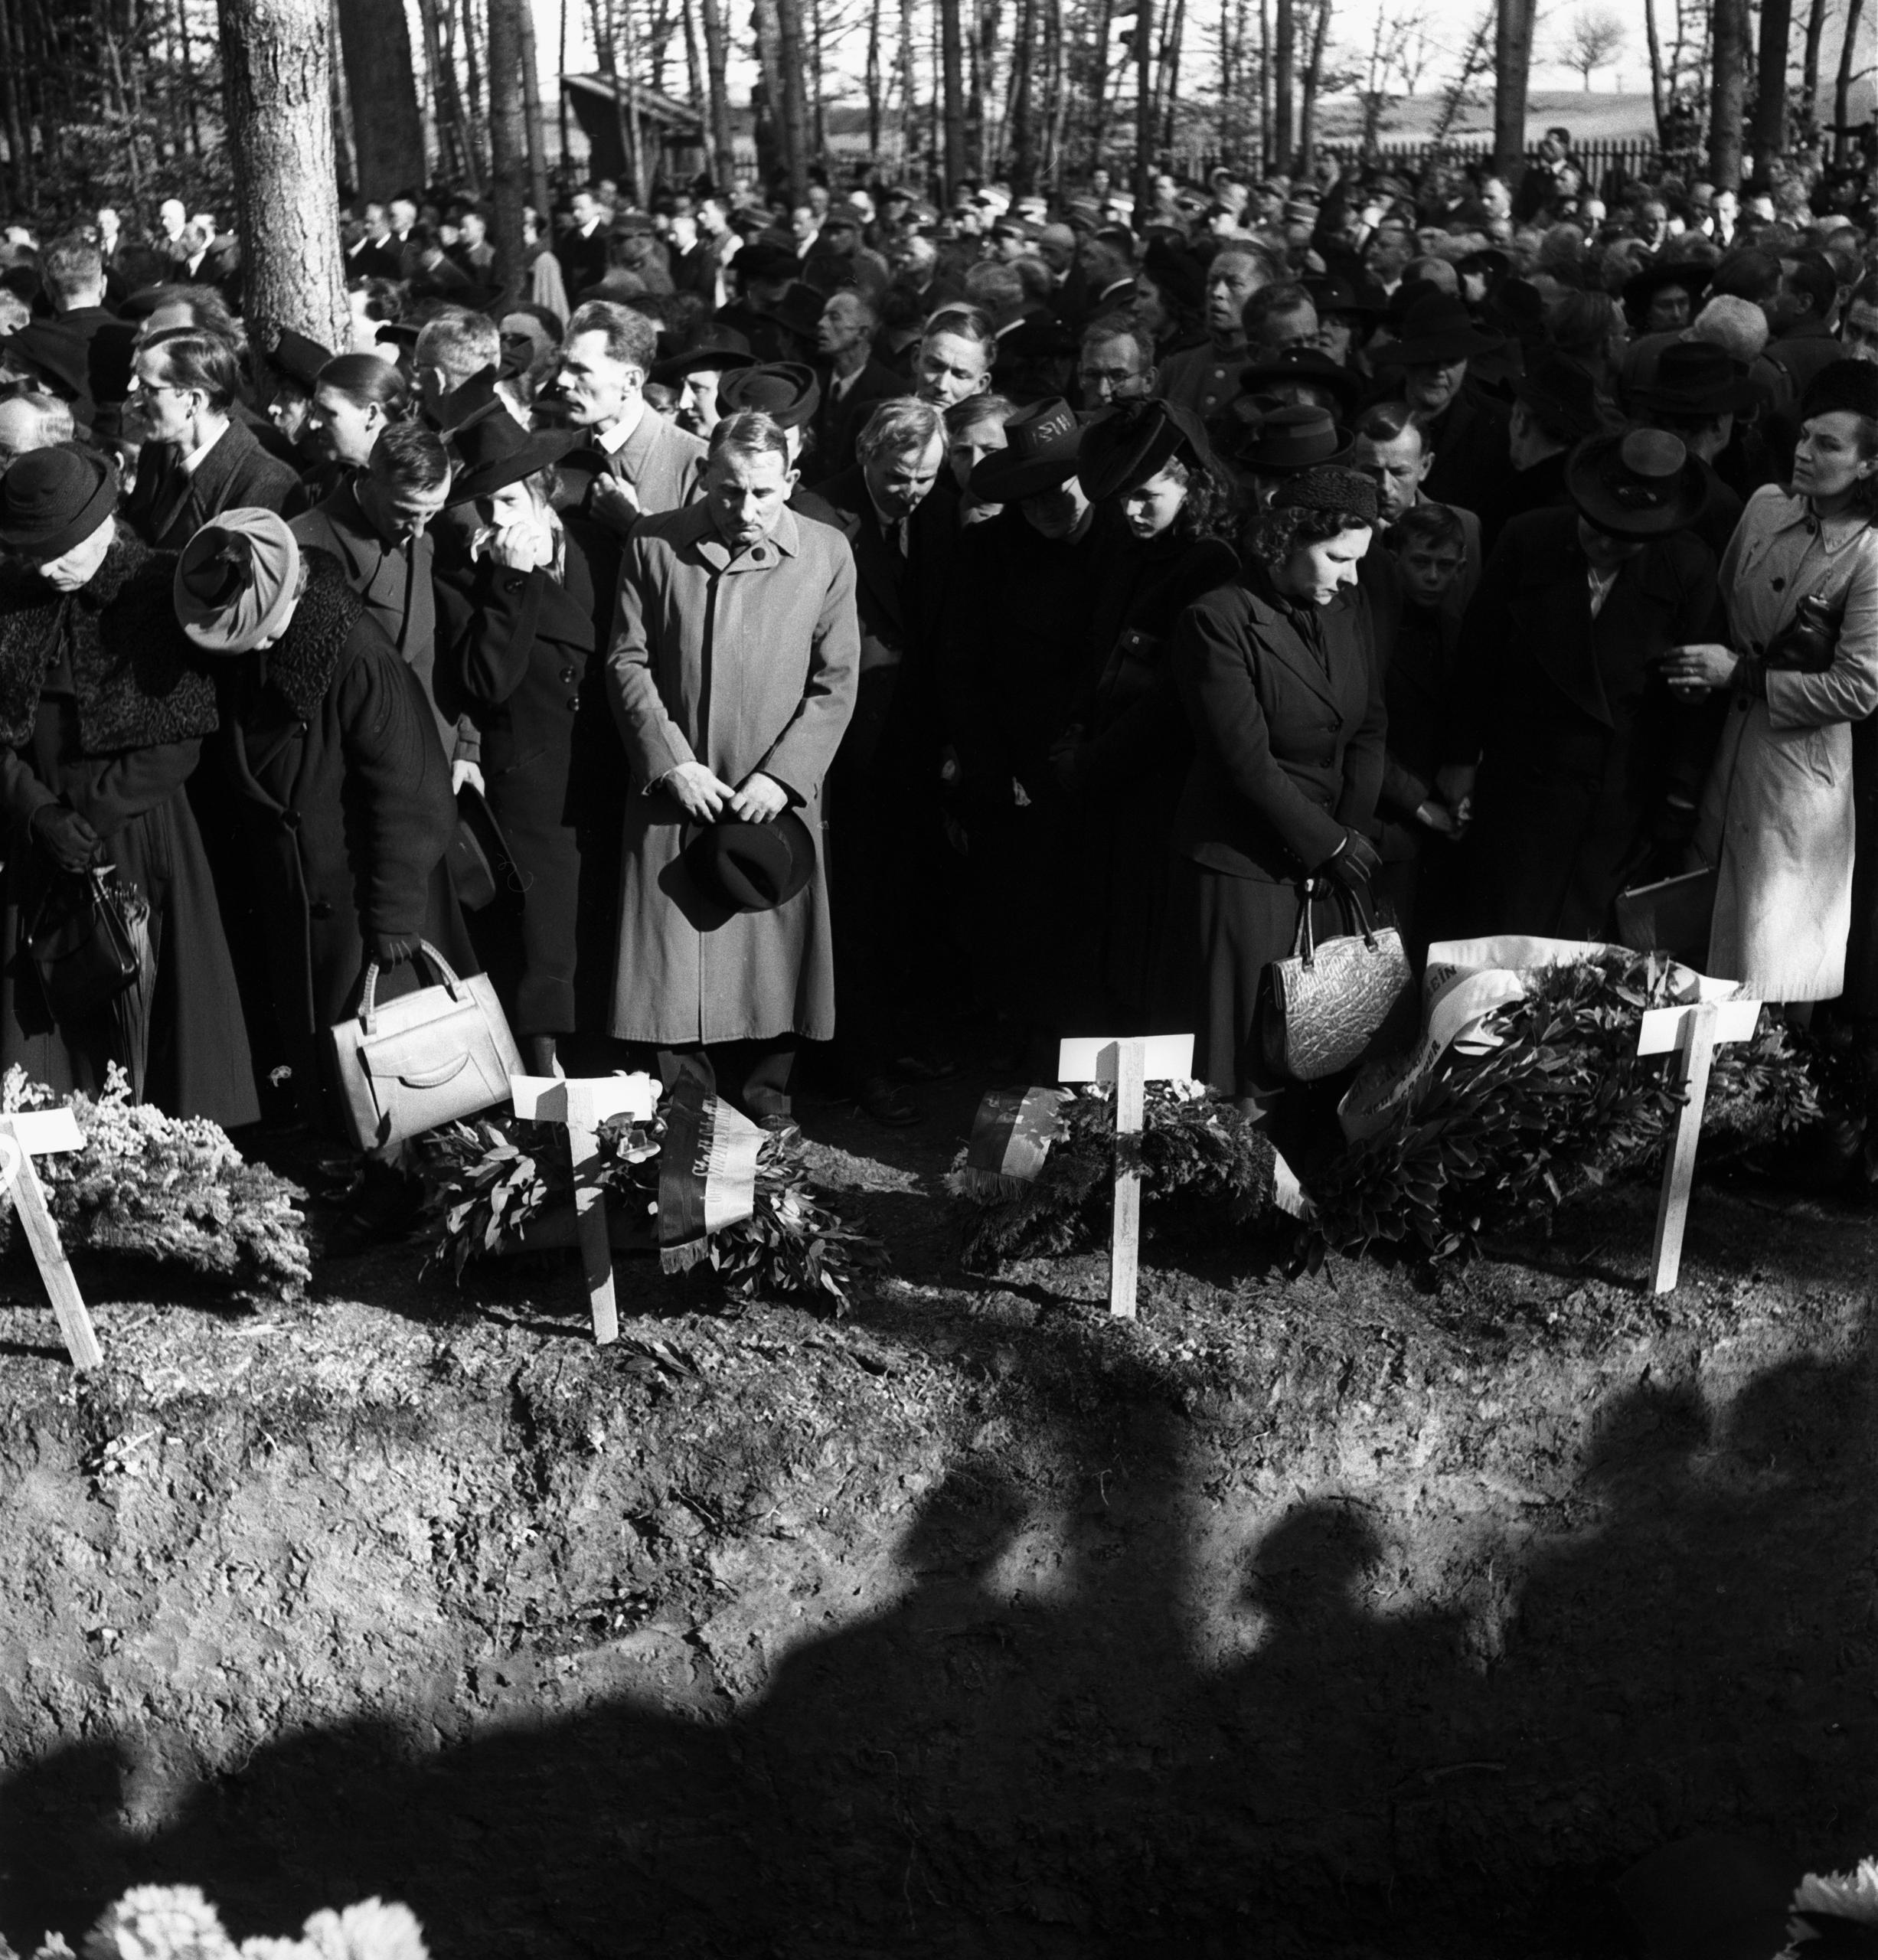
left=215, top=0, right=347, bottom=381
left=1560, top=8, right=1625, bottom=91
left=332, top=0, right=425, bottom=199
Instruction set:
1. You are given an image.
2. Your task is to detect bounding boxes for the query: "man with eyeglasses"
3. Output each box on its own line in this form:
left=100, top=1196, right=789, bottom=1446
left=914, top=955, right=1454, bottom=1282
left=1075, top=315, right=1158, bottom=414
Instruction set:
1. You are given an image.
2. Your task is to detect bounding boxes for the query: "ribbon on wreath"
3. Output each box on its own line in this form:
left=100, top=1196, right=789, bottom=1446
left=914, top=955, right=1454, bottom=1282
left=952, top=1086, right=1072, bottom=1202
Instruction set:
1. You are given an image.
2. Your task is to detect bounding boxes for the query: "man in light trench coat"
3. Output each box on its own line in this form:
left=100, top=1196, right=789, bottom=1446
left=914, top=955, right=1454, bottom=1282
left=606, top=408, right=861, bottom=1124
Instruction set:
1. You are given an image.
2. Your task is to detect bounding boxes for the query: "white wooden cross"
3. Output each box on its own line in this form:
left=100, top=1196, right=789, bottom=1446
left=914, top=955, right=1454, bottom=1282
left=1636, top=995, right=1761, bottom=1295
left=1057, top=1034, right=1195, bottom=1319
left=510, top=1073, right=661, bottom=1345
left=0, top=1108, right=98, bottom=1368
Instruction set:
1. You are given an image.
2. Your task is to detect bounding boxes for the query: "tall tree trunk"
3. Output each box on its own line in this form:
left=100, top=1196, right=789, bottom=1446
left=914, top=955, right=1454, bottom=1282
left=1799, top=0, right=1826, bottom=126
left=590, top=0, right=634, bottom=193
left=619, top=0, right=648, bottom=201
left=773, top=0, right=812, bottom=199
left=329, top=0, right=357, bottom=191
left=974, top=0, right=999, bottom=174
left=1272, top=0, right=1291, bottom=172
left=1155, top=0, right=1185, bottom=147
left=1751, top=0, right=1791, bottom=168
left=864, top=0, right=882, bottom=155
left=0, top=0, right=33, bottom=207
left=1833, top=0, right=1866, bottom=162
left=559, top=0, right=572, bottom=169
left=1134, top=0, right=1152, bottom=204
left=176, top=0, right=202, bottom=156
left=939, top=0, right=965, bottom=191
left=898, top=0, right=918, bottom=178
left=216, top=0, right=348, bottom=386
left=1644, top=0, right=1667, bottom=143
left=1044, top=0, right=1069, bottom=181
left=811, top=0, right=828, bottom=156
left=750, top=0, right=786, bottom=188
left=487, top=0, right=527, bottom=299
left=334, top=0, right=426, bottom=199
left=1086, top=0, right=1112, bottom=168
left=697, top=0, right=733, bottom=185
left=1258, top=0, right=1270, bottom=170
left=1708, top=0, right=1748, bottom=185
left=1295, top=0, right=1327, bottom=169
left=518, top=0, right=552, bottom=216
left=683, top=0, right=714, bottom=183
left=1008, top=0, right=1036, bottom=189
left=459, top=0, right=489, bottom=185
left=1492, top=0, right=1536, bottom=180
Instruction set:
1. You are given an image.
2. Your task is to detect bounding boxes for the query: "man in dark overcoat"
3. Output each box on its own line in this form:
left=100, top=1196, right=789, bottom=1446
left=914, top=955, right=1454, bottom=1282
left=1438, top=431, right=1723, bottom=941
left=817, top=397, right=957, bottom=1121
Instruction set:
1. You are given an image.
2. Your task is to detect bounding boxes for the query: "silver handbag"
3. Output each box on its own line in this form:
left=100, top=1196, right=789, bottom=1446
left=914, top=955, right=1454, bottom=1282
left=1261, top=883, right=1414, bottom=1083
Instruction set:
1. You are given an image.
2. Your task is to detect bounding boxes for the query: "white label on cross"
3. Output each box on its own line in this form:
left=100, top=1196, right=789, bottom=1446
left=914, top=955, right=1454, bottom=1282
left=1635, top=997, right=1760, bottom=1295
left=1057, top=1036, right=1195, bottom=1321
left=510, top=1073, right=661, bottom=1344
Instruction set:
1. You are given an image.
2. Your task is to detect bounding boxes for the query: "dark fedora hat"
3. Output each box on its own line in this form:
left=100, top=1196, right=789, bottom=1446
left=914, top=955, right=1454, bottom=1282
left=1141, top=236, right=1206, bottom=312
left=1222, top=403, right=1353, bottom=475
left=1565, top=428, right=1707, bottom=537
left=1077, top=398, right=1215, bottom=501
left=969, top=396, right=1083, bottom=501
left=1622, top=256, right=1713, bottom=312
left=734, top=240, right=802, bottom=285
left=446, top=407, right=579, bottom=505
left=1511, top=348, right=1605, bottom=439
left=684, top=811, right=816, bottom=913
left=1304, top=272, right=1385, bottom=317
left=434, top=363, right=506, bottom=437
left=1629, top=340, right=1757, bottom=420
left=1376, top=292, right=1503, bottom=367
left=0, top=444, right=118, bottom=556
left=717, top=360, right=821, bottom=430
left=273, top=326, right=334, bottom=392
left=650, top=338, right=757, bottom=387
left=1, top=323, right=89, bottom=403
left=1235, top=345, right=1364, bottom=413
left=771, top=282, right=828, bottom=342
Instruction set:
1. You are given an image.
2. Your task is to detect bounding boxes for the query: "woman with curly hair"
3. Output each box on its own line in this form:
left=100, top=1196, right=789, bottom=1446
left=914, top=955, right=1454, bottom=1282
left=1047, top=400, right=1241, bottom=1026
left=1158, top=465, right=1385, bottom=1110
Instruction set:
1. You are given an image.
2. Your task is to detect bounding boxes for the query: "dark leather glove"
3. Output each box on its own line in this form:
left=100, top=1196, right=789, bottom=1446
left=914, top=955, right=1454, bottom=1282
left=1321, top=828, right=1382, bottom=889
left=370, top=932, right=421, bottom=966
left=30, top=805, right=101, bottom=873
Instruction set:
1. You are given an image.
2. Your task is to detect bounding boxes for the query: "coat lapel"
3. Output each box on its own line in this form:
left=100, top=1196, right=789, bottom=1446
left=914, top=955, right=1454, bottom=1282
left=1244, top=587, right=1339, bottom=711
left=1513, top=534, right=1614, bottom=728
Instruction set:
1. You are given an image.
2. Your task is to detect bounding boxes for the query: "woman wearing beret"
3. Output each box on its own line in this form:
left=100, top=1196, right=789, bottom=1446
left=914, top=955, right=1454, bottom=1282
left=1664, top=362, right=1878, bottom=1008
left=1161, top=466, right=1385, bottom=1109
left=1048, top=400, right=1239, bottom=1027
left=0, top=447, right=256, bottom=1123
left=172, top=511, right=472, bottom=1160
left=433, top=408, right=606, bottom=1077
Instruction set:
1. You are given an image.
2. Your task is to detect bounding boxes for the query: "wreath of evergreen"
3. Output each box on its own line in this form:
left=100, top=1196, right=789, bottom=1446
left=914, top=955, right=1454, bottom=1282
left=420, top=1107, right=885, bottom=1310
left=0, top=1067, right=310, bottom=1300
left=949, top=953, right=1818, bottom=1273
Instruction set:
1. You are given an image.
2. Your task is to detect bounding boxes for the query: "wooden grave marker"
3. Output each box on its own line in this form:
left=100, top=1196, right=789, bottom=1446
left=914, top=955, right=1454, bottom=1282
left=510, top=1073, right=661, bottom=1344
left=1057, top=1034, right=1195, bottom=1319
left=1636, top=996, right=1761, bottom=1295
left=0, top=1109, right=99, bottom=1368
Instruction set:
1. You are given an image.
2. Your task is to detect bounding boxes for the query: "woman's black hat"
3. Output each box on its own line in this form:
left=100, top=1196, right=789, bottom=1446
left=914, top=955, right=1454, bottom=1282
left=1234, top=345, right=1364, bottom=413
left=1272, top=464, right=1379, bottom=527
left=446, top=409, right=580, bottom=505
left=1622, top=256, right=1714, bottom=313
left=1077, top=398, right=1215, bottom=501
left=1375, top=292, right=1504, bottom=366
left=684, top=812, right=816, bottom=913
left=0, top=445, right=118, bottom=556
left=1565, top=428, right=1707, bottom=537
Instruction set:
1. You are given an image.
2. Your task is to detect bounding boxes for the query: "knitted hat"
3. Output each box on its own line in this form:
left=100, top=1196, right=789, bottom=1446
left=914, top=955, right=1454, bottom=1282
left=1800, top=359, right=1878, bottom=426
left=0, top=446, right=118, bottom=557
left=174, top=509, right=302, bottom=655
left=1272, top=465, right=1379, bottom=527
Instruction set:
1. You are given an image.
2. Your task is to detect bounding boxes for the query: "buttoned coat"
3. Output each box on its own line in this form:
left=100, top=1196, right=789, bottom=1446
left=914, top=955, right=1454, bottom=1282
left=605, top=503, right=861, bottom=1044
left=1451, top=508, right=1721, bottom=939
left=122, top=415, right=300, bottom=550
left=1162, top=567, right=1386, bottom=1096
left=1698, top=486, right=1878, bottom=1001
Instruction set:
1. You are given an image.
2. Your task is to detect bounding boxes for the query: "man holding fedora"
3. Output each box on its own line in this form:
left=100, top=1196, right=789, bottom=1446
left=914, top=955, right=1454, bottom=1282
left=1437, top=430, right=1720, bottom=942
left=1371, top=290, right=1513, bottom=519
left=605, top=408, right=859, bottom=1132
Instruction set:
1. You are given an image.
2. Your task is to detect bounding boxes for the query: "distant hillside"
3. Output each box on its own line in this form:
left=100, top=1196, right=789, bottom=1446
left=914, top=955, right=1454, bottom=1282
left=1314, top=89, right=1660, bottom=147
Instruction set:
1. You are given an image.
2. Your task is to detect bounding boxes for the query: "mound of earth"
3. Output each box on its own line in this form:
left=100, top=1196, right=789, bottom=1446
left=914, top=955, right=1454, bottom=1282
left=0, top=1070, right=1873, bottom=1958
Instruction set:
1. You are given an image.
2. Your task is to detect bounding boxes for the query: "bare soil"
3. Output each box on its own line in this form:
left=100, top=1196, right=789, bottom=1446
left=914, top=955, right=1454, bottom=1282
left=1, top=1065, right=1874, bottom=1959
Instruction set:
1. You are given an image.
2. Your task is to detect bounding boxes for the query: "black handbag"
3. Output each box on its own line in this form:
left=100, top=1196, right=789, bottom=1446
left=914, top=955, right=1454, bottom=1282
left=28, top=864, right=142, bottom=1019
left=1763, top=594, right=1840, bottom=674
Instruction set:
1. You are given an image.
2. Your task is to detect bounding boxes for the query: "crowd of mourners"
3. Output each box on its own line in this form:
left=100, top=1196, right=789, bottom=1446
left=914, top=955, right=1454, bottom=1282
left=0, top=126, right=1875, bottom=1236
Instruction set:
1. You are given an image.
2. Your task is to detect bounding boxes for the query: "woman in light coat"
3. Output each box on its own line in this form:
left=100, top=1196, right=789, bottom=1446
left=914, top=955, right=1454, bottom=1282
left=1666, top=363, right=1878, bottom=1004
